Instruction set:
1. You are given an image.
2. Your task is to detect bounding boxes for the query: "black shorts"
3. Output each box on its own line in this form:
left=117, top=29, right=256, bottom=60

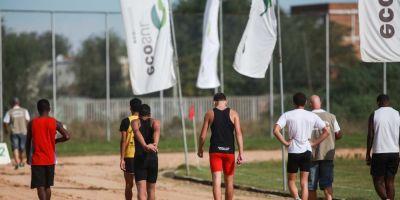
left=287, top=151, right=312, bottom=173
left=134, top=154, right=158, bottom=183
left=31, top=165, right=55, bottom=189
left=371, top=153, right=400, bottom=177
left=124, top=158, right=135, bottom=174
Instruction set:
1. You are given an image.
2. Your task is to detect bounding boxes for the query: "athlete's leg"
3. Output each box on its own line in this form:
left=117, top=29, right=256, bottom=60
left=13, top=149, right=20, bottom=165
left=224, top=175, right=234, bottom=200
left=136, top=180, right=147, bottom=200
left=45, top=187, right=51, bottom=200
left=384, top=176, right=395, bottom=200
left=323, top=187, right=333, bottom=200
left=124, top=174, right=134, bottom=200
left=373, top=176, right=387, bottom=199
left=288, top=173, right=299, bottom=199
left=212, top=172, right=222, bottom=200
left=146, top=182, right=156, bottom=200
left=36, top=187, right=47, bottom=200
left=300, top=171, right=309, bottom=200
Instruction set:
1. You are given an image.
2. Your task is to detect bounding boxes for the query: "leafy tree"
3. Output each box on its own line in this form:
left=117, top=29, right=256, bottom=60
left=2, top=21, right=70, bottom=111
left=72, top=31, right=130, bottom=98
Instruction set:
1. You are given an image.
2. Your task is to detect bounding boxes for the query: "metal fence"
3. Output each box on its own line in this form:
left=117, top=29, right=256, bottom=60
left=56, top=95, right=270, bottom=123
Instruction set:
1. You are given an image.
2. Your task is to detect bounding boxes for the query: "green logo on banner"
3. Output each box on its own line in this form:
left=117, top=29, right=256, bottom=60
left=151, top=0, right=167, bottom=30
left=260, top=0, right=272, bottom=16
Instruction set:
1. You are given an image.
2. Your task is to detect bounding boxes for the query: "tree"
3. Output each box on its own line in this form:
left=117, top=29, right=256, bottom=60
left=2, top=22, right=70, bottom=111
left=72, top=32, right=130, bottom=98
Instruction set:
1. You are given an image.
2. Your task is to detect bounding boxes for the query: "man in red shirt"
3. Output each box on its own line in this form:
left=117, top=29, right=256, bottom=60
left=26, top=99, right=70, bottom=200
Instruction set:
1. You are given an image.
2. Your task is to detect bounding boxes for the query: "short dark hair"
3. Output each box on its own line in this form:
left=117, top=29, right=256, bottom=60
left=377, top=94, right=389, bottom=106
left=293, top=92, right=307, bottom=106
left=11, top=97, right=19, bottom=106
left=37, top=99, right=50, bottom=114
left=130, top=98, right=142, bottom=113
left=213, top=93, right=227, bottom=101
left=139, top=104, right=151, bottom=117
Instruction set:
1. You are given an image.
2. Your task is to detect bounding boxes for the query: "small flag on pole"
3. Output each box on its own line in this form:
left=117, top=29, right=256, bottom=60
left=188, top=105, right=195, bottom=121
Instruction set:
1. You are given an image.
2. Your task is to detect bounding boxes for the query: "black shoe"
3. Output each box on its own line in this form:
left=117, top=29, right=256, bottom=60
left=14, top=165, right=19, bottom=170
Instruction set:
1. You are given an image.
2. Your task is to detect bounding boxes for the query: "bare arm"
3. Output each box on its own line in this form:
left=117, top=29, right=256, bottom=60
left=198, top=111, right=212, bottom=158
left=273, top=125, right=291, bottom=147
left=152, top=120, right=160, bottom=147
left=366, top=113, right=374, bottom=165
left=310, top=127, right=329, bottom=146
left=335, top=131, right=343, bottom=140
left=232, top=110, right=244, bottom=164
left=55, top=121, right=70, bottom=144
left=120, top=131, right=128, bottom=160
left=25, top=121, right=32, bottom=165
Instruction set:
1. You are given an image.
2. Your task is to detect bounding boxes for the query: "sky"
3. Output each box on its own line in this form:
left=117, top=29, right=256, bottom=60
left=0, top=0, right=357, bottom=53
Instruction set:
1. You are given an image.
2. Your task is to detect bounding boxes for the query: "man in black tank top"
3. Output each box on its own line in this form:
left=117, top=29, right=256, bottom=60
left=131, top=104, right=160, bottom=200
left=198, top=93, right=244, bottom=200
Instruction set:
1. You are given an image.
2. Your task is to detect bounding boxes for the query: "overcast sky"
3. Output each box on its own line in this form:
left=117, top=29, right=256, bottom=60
left=0, top=0, right=357, bottom=53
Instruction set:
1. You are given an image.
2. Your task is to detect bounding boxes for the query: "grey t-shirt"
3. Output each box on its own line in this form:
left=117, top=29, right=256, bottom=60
left=3, top=106, right=30, bottom=134
left=311, top=109, right=341, bottom=161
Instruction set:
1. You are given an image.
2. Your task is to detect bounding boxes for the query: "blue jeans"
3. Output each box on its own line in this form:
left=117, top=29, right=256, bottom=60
left=10, top=133, right=26, bottom=151
left=308, top=160, right=334, bottom=191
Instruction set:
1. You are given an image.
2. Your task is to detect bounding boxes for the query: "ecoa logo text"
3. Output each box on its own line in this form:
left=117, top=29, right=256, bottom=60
left=140, top=0, right=167, bottom=76
left=379, top=0, right=395, bottom=39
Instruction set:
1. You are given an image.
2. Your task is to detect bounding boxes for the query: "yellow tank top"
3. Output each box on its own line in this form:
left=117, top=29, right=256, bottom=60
left=125, top=115, right=138, bottom=158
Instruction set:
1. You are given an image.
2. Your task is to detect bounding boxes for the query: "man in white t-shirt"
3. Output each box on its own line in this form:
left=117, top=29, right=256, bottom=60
left=367, top=94, right=400, bottom=200
left=274, top=92, right=329, bottom=200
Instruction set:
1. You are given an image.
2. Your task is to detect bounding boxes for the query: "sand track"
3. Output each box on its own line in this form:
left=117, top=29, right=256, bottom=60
left=0, top=149, right=364, bottom=200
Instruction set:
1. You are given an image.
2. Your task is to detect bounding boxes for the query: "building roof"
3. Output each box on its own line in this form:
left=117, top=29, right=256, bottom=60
left=291, top=3, right=357, bottom=15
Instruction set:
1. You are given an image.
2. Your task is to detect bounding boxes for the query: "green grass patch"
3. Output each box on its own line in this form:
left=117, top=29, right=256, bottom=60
left=2, top=133, right=367, bottom=156
left=176, top=159, right=400, bottom=200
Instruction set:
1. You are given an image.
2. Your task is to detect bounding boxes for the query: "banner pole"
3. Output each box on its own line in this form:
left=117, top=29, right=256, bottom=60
left=276, top=0, right=287, bottom=191
left=51, top=12, right=57, bottom=118
left=160, top=90, right=164, bottom=134
left=269, top=57, right=274, bottom=138
left=326, top=13, right=330, bottom=112
left=0, top=12, right=3, bottom=142
left=383, top=63, right=387, bottom=94
left=219, top=0, right=224, bottom=93
left=105, top=13, right=111, bottom=142
left=193, top=116, right=199, bottom=168
left=168, top=0, right=190, bottom=176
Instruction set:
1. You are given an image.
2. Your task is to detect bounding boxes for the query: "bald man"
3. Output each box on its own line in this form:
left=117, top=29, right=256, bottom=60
left=308, top=95, right=342, bottom=200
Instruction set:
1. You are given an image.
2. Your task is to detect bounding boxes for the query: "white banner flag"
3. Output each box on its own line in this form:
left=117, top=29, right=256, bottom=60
left=233, top=0, right=277, bottom=78
left=196, top=0, right=221, bottom=89
left=359, top=0, right=400, bottom=62
left=120, top=0, right=176, bottom=95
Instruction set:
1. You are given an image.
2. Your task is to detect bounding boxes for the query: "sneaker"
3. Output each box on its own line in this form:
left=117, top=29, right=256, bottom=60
left=14, top=165, right=19, bottom=170
left=18, top=163, right=25, bottom=168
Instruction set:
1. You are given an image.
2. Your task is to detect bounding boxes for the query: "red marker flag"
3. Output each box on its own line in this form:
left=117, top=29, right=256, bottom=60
left=188, top=105, right=195, bottom=121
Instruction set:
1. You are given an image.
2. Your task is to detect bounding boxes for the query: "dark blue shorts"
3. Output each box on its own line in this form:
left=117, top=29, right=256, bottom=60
left=308, top=160, right=334, bottom=191
left=10, top=133, right=26, bottom=151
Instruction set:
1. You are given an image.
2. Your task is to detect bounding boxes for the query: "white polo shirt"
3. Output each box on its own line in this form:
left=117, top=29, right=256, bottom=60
left=372, top=107, right=400, bottom=154
left=276, top=109, right=326, bottom=154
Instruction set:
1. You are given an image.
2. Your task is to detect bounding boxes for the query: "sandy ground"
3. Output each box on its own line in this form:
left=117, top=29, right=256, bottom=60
left=0, top=149, right=365, bottom=200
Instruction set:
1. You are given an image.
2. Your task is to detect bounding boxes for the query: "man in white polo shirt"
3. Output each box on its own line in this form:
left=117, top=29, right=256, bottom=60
left=366, top=94, right=400, bottom=200
left=274, top=92, right=329, bottom=200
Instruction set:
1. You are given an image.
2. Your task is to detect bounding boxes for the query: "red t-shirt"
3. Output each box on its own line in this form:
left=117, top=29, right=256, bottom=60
left=31, top=117, right=57, bottom=165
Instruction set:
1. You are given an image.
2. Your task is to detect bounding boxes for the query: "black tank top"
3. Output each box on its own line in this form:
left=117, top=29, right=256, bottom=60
left=209, top=108, right=235, bottom=154
left=135, top=118, right=156, bottom=157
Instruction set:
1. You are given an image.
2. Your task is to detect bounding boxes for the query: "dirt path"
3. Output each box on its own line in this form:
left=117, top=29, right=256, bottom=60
left=0, top=148, right=365, bottom=200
